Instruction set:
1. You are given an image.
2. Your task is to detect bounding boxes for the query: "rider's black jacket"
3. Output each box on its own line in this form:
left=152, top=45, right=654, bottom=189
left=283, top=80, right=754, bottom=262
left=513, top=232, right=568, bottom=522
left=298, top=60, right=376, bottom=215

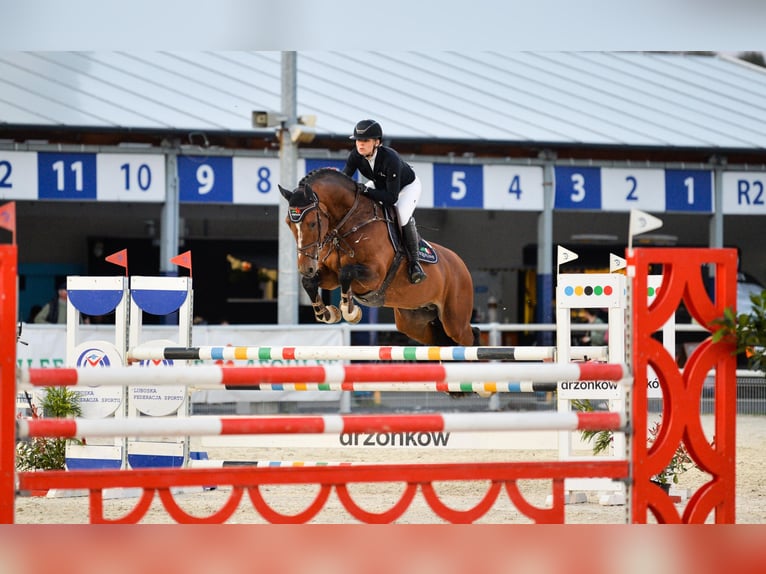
left=342, top=146, right=415, bottom=206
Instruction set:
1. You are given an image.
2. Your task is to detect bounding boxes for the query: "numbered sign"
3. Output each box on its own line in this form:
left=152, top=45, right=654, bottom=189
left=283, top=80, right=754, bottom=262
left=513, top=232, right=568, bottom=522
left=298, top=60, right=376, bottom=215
left=664, top=169, right=712, bottom=213
left=722, top=172, right=766, bottom=214
left=178, top=156, right=233, bottom=203
left=600, top=168, right=664, bottom=212
left=38, top=152, right=97, bottom=200
left=97, top=153, right=165, bottom=202
left=304, top=158, right=346, bottom=175
left=554, top=166, right=601, bottom=209
left=483, top=165, right=544, bottom=211
left=233, top=157, right=281, bottom=204
left=409, top=161, right=434, bottom=207
left=433, top=164, right=483, bottom=208
left=0, top=151, right=38, bottom=200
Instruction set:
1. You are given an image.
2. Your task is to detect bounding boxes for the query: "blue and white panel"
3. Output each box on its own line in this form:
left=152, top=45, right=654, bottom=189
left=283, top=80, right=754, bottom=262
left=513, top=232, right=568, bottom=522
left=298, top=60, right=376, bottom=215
left=600, top=168, right=665, bottom=212
left=2, top=148, right=764, bottom=214
left=304, top=158, right=346, bottom=175
left=722, top=171, right=766, bottom=214
left=38, top=152, right=98, bottom=200
left=664, top=169, right=713, bottom=212
left=483, top=165, right=544, bottom=211
left=554, top=166, right=602, bottom=210
left=0, top=150, right=38, bottom=200
left=232, top=157, right=282, bottom=204
left=432, top=163, right=483, bottom=209
left=96, top=153, right=166, bottom=202
left=410, top=161, right=434, bottom=208
left=178, top=155, right=233, bottom=203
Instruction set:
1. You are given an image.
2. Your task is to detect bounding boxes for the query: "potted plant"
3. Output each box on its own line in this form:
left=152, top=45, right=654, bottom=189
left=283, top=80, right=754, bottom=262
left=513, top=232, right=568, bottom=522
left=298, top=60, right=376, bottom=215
left=572, top=399, right=696, bottom=490
left=645, top=417, right=695, bottom=491
left=711, top=289, right=766, bottom=372
left=16, top=386, right=82, bottom=473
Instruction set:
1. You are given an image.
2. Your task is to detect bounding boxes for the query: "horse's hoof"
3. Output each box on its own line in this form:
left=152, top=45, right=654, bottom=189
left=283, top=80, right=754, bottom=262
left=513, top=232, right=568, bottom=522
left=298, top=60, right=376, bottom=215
left=318, top=305, right=341, bottom=323
left=342, top=305, right=362, bottom=323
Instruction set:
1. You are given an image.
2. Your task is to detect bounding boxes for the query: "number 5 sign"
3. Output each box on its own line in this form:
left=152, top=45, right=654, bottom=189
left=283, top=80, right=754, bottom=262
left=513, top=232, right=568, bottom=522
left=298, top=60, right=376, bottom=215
left=433, top=164, right=483, bottom=208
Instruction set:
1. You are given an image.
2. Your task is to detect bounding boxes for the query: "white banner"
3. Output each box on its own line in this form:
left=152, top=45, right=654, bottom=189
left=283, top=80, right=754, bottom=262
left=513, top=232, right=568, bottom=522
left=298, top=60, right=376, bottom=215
left=17, top=324, right=346, bottom=406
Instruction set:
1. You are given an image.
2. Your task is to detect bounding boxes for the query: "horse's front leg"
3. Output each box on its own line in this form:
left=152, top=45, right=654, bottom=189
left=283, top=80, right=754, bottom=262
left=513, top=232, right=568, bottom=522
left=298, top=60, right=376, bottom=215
left=338, top=264, right=363, bottom=323
left=302, top=274, right=341, bottom=324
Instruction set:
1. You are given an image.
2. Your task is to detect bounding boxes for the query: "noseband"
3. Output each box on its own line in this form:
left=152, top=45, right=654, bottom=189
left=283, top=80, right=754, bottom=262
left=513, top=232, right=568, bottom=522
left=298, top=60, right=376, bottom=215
left=289, top=199, right=328, bottom=261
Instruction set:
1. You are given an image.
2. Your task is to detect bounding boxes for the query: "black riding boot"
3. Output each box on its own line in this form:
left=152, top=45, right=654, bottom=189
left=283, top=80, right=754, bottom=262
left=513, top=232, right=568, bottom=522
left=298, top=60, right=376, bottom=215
left=402, top=218, right=427, bottom=284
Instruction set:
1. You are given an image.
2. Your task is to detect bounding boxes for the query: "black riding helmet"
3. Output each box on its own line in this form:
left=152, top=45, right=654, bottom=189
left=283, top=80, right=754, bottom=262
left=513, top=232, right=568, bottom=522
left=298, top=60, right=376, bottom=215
left=350, top=119, right=382, bottom=140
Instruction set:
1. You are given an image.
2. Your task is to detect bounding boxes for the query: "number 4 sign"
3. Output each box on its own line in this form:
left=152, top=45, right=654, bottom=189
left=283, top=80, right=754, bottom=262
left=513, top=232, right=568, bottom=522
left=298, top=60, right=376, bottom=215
left=483, top=165, right=544, bottom=211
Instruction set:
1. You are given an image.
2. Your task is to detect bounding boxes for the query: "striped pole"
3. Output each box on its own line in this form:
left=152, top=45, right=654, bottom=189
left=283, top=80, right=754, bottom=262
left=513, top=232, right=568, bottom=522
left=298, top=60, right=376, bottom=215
left=17, top=411, right=626, bottom=439
left=19, top=362, right=628, bottom=388
left=128, top=344, right=608, bottom=362
left=174, top=381, right=560, bottom=393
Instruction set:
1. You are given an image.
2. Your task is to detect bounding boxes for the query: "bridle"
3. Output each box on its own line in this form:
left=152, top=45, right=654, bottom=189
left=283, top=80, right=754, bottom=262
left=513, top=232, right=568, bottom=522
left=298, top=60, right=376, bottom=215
left=290, top=184, right=390, bottom=266
left=288, top=199, right=328, bottom=262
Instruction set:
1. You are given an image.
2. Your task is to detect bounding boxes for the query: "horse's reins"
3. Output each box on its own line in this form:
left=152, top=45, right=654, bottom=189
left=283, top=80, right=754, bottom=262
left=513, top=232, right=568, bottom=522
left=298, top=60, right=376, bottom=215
left=296, top=186, right=391, bottom=263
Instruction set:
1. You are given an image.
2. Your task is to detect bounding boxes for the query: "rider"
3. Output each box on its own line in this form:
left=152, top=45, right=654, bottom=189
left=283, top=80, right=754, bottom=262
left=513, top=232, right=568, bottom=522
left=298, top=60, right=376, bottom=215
left=342, top=119, right=427, bottom=284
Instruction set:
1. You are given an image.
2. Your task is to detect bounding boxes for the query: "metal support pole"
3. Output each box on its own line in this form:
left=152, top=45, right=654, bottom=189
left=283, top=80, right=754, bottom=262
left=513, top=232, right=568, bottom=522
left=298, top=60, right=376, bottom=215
left=278, top=51, right=299, bottom=325
left=161, top=143, right=180, bottom=277
left=160, top=143, right=181, bottom=327
left=537, top=150, right=556, bottom=345
left=709, top=155, right=726, bottom=249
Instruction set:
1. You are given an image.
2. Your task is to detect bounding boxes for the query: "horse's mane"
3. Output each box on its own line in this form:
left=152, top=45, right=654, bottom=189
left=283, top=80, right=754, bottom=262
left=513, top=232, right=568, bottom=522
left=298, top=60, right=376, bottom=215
left=299, top=167, right=359, bottom=192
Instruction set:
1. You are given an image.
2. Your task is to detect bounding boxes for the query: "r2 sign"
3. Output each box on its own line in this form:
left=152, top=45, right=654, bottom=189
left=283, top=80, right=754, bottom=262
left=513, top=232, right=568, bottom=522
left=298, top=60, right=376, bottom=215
left=722, top=172, right=766, bottom=214
left=433, top=164, right=482, bottom=208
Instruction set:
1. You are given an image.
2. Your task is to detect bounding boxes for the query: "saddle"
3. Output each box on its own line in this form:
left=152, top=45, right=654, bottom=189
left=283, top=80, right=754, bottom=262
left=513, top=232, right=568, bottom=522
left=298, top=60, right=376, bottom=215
left=381, top=204, right=438, bottom=264
left=352, top=202, right=438, bottom=306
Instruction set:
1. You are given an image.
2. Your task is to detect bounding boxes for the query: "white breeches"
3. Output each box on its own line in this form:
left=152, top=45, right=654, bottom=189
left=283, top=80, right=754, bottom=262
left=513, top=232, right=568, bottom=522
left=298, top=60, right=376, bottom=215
left=364, top=175, right=422, bottom=225
left=394, top=176, right=422, bottom=226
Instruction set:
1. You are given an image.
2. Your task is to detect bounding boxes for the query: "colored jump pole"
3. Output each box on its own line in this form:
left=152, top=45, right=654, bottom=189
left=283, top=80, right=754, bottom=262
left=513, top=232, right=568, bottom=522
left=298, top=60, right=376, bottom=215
left=128, top=344, right=608, bottom=362
left=18, top=410, right=627, bottom=439
left=19, top=362, right=629, bottom=388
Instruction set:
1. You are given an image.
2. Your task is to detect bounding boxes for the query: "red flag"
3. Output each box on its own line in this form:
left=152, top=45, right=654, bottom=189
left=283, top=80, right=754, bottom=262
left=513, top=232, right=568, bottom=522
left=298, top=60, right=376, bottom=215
left=0, top=201, right=16, bottom=245
left=105, top=248, right=128, bottom=276
left=171, top=250, right=192, bottom=277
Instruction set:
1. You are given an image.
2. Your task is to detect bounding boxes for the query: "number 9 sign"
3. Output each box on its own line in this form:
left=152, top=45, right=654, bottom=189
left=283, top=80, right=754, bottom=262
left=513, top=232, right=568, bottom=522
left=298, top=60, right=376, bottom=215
left=178, top=156, right=233, bottom=203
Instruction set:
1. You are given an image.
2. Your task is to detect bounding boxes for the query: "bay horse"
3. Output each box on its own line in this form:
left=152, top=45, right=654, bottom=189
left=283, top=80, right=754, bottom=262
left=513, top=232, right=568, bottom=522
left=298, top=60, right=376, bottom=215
left=279, top=168, right=479, bottom=347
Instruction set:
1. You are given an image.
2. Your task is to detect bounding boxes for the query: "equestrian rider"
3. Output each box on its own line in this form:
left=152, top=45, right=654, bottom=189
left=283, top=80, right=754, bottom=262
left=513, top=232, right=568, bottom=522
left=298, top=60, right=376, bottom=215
left=342, top=119, right=427, bottom=284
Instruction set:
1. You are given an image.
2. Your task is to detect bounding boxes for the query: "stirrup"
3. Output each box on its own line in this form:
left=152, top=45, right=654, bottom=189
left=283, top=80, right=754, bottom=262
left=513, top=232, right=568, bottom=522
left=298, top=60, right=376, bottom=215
left=409, top=263, right=426, bottom=284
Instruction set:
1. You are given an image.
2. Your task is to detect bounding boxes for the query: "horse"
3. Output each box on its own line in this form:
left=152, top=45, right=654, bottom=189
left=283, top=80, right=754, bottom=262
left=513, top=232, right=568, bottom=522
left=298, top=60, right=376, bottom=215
left=279, top=168, right=480, bottom=347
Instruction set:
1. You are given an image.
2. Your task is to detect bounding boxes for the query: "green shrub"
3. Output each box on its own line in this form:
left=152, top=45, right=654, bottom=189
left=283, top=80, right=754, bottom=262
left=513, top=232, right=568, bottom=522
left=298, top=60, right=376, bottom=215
left=16, top=387, right=82, bottom=471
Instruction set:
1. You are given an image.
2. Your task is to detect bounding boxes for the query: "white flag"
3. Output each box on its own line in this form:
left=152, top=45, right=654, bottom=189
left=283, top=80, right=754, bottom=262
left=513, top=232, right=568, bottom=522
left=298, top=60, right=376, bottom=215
left=557, top=245, right=579, bottom=267
left=610, top=253, right=627, bottom=272
left=629, top=209, right=663, bottom=241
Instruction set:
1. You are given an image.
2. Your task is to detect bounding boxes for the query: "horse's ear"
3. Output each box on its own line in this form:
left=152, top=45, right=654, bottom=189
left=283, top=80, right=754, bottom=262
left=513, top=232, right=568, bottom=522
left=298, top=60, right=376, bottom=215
left=305, top=183, right=318, bottom=202
left=278, top=184, right=292, bottom=200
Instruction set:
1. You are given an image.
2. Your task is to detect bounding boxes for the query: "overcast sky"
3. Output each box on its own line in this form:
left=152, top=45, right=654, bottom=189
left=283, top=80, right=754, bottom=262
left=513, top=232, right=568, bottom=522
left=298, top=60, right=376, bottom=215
left=1, top=1, right=765, bottom=51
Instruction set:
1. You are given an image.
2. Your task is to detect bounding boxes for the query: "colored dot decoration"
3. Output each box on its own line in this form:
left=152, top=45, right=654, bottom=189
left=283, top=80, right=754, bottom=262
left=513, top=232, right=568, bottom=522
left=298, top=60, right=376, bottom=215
left=562, top=284, right=656, bottom=297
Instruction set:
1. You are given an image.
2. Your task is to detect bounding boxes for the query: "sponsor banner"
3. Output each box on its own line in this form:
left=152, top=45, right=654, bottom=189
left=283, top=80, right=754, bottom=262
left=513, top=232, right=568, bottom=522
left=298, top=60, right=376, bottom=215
left=17, top=324, right=345, bottom=406
left=201, top=429, right=587, bottom=450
